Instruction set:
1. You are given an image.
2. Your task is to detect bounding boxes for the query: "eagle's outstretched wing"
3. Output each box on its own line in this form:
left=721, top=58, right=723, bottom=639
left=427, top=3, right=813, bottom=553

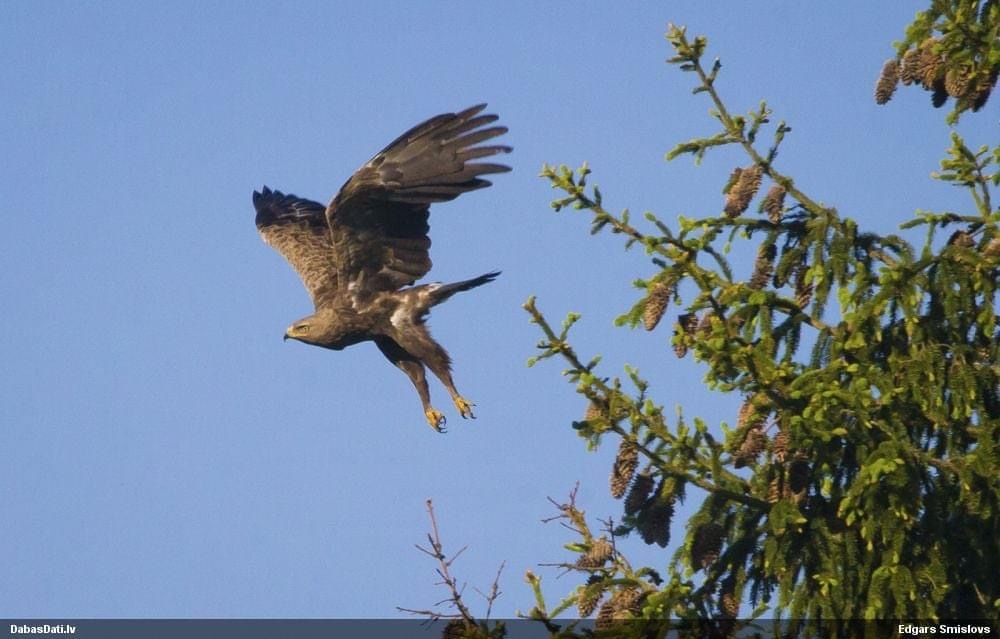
left=253, top=187, right=340, bottom=308
left=326, top=104, right=511, bottom=295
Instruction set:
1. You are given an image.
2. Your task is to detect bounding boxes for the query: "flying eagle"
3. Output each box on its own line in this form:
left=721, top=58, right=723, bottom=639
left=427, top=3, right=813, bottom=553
left=253, top=104, right=510, bottom=432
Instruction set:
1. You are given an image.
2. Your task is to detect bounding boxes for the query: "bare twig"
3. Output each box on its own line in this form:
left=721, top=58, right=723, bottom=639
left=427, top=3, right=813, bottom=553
left=398, top=499, right=507, bottom=631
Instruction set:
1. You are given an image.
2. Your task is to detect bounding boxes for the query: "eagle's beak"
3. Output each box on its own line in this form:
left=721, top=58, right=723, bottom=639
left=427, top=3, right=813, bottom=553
left=283, top=332, right=290, bottom=342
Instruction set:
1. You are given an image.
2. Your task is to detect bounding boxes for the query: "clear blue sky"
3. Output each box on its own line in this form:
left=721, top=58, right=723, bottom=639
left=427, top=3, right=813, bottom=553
left=2, top=1, right=992, bottom=619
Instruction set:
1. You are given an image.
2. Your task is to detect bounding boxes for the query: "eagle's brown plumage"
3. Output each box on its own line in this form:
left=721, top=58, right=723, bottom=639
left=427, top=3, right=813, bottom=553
left=253, top=104, right=510, bottom=431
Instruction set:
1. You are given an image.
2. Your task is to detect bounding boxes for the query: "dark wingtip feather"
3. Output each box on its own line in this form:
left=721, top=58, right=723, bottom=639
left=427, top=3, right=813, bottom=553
left=467, top=270, right=501, bottom=290
left=457, top=103, right=489, bottom=118
left=468, top=162, right=512, bottom=175
left=252, top=185, right=274, bottom=207
left=253, top=187, right=326, bottom=229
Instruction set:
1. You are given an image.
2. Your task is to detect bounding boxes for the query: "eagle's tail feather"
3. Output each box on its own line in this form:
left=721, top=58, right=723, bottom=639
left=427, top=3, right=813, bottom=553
left=429, top=271, right=500, bottom=305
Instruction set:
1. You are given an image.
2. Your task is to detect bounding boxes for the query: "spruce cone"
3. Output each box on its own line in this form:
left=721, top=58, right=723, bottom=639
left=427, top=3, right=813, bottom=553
left=724, top=165, right=763, bottom=218
left=577, top=574, right=604, bottom=617
left=610, top=440, right=639, bottom=499
left=767, top=477, right=782, bottom=504
left=760, top=184, right=786, bottom=223
left=736, top=399, right=753, bottom=431
left=595, top=600, right=616, bottom=630
left=624, top=469, right=655, bottom=516
left=585, top=401, right=602, bottom=422
left=577, top=537, right=614, bottom=569
left=720, top=590, right=740, bottom=619
left=734, top=424, right=766, bottom=469
left=749, top=243, right=776, bottom=290
left=772, top=429, right=791, bottom=463
left=917, top=40, right=943, bottom=90
left=875, top=59, right=899, bottom=104
left=690, top=522, right=724, bottom=571
left=736, top=396, right=766, bottom=432
left=610, top=587, right=642, bottom=617
left=643, top=282, right=673, bottom=331
left=723, top=167, right=743, bottom=194
left=900, top=48, right=922, bottom=85
left=638, top=499, right=673, bottom=548
left=794, top=264, right=813, bottom=308
left=944, top=65, right=973, bottom=98
left=673, top=325, right=688, bottom=358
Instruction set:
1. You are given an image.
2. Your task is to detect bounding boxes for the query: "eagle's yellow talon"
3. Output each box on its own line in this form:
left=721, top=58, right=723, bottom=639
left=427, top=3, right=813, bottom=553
left=453, top=396, right=476, bottom=419
left=425, top=408, right=447, bottom=432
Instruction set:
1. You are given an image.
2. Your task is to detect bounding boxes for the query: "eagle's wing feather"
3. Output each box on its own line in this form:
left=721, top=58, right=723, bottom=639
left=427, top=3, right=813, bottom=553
left=254, top=187, right=339, bottom=308
left=326, top=104, right=511, bottom=293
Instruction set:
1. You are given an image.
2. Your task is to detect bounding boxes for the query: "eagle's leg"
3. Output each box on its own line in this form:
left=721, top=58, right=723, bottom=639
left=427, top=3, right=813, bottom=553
left=376, top=337, right=446, bottom=432
left=424, top=357, right=476, bottom=420
left=390, top=327, right=476, bottom=421
left=398, top=359, right=447, bottom=431
left=451, top=394, right=475, bottom=420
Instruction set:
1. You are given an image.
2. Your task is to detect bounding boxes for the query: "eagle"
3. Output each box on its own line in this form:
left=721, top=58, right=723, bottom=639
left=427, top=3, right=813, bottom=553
left=253, top=104, right=510, bottom=432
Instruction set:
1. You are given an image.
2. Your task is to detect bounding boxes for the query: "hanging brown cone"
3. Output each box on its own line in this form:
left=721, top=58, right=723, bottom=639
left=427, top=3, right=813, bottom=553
left=944, top=65, right=974, bottom=98
left=638, top=498, right=673, bottom=548
left=577, top=574, right=604, bottom=617
left=584, top=401, right=604, bottom=425
left=772, top=429, right=791, bottom=463
left=875, top=59, right=900, bottom=104
left=794, top=264, right=813, bottom=308
left=720, top=590, right=740, bottom=619
left=724, top=165, right=763, bottom=218
left=736, top=396, right=766, bottom=432
left=917, top=39, right=943, bottom=90
left=577, top=537, right=614, bottom=569
left=643, top=281, right=673, bottom=331
left=673, top=325, right=688, bottom=359
left=690, top=522, right=724, bottom=571
left=723, top=167, right=743, bottom=195
left=749, top=243, right=776, bottom=290
left=610, top=439, right=639, bottom=499
left=595, top=600, right=616, bottom=630
left=610, top=587, right=643, bottom=617
left=760, top=184, right=786, bottom=223
left=900, top=48, right=922, bottom=85
left=734, top=424, right=767, bottom=469
left=736, top=400, right=752, bottom=431
left=625, top=469, right=655, bottom=516
left=767, top=477, right=782, bottom=503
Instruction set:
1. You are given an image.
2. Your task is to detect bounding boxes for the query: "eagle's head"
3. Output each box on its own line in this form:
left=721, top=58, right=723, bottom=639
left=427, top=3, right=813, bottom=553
left=283, top=312, right=367, bottom=351
left=284, top=318, right=319, bottom=345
